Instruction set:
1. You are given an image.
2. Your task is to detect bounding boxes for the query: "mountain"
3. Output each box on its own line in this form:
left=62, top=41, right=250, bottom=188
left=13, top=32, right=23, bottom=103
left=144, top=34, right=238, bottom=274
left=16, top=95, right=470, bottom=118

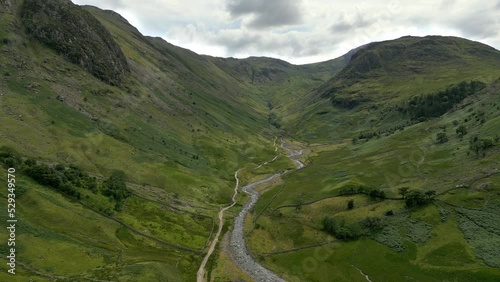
left=1, top=0, right=500, bottom=281
left=289, top=35, right=500, bottom=141
left=0, top=1, right=333, bottom=280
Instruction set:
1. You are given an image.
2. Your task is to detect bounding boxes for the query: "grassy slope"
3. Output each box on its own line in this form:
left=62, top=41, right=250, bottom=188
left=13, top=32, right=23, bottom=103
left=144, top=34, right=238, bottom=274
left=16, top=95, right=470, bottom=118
left=209, top=55, right=349, bottom=129
left=1, top=2, right=500, bottom=281
left=0, top=2, right=294, bottom=281
left=291, top=36, right=500, bottom=142
left=248, top=78, right=500, bottom=281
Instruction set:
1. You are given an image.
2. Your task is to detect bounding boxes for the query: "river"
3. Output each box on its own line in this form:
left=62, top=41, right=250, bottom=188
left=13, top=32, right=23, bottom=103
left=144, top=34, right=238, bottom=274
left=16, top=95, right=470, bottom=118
left=197, top=138, right=304, bottom=282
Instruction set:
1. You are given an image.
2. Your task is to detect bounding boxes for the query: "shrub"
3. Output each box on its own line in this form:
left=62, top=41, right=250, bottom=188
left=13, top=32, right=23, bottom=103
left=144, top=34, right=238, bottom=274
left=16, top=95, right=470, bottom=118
left=469, top=137, right=495, bottom=157
left=456, top=125, right=467, bottom=138
left=347, top=199, right=354, bottom=210
left=404, top=190, right=433, bottom=208
left=369, top=189, right=386, bottom=199
left=323, top=217, right=362, bottom=240
left=436, top=132, right=449, bottom=144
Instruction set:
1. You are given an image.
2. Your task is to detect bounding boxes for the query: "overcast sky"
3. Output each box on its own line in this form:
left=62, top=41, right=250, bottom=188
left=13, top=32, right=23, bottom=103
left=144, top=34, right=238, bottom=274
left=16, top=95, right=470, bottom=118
left=73, top=0, right=500, bottom=65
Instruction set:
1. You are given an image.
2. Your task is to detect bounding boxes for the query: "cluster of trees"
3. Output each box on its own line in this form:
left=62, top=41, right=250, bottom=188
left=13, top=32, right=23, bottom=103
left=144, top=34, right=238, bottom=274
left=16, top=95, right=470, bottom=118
left=0, top=146, right=130, bottom=211
left=398, top=187, right=435, bottom=208
left=398, top=80, right=486, bottom=121
left=322, top=216, right=386, bottom=240
left=322, top=217, right=363, bottom=240
left=469, top=136, right=495, bottom=157
left=338, top=185, right=386, bottom=199
left=24, top=162, right=90, bottom=199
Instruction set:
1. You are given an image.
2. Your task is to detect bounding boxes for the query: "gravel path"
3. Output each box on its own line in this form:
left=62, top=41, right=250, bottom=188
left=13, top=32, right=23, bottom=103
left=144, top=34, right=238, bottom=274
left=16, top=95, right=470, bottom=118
left=197, top=170, right=241, bottom=282
left=229, top=139, right=304, bottom=282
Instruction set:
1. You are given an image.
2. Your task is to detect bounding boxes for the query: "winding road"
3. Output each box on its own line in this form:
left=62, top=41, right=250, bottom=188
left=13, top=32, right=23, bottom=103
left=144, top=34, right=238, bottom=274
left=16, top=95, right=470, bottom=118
left=197, top=138, right=304, bottom=282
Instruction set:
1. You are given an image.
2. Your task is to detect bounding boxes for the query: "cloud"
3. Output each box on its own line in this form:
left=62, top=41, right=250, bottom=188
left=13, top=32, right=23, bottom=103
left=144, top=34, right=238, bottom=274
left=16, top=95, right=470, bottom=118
left=226, top=0, right=302, bottom=28
left=73, top=0, right=125, bottom=10
left=72, top=0, right=500, bottom=64
left=330, top=12, right=374, bottom=34
left=454, top=11, right=499, bottom=39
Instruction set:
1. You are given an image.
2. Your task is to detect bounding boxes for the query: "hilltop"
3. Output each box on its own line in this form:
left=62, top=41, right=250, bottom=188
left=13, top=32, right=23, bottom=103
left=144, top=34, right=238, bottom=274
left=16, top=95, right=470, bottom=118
left=288, top=35, right=500, bottom=141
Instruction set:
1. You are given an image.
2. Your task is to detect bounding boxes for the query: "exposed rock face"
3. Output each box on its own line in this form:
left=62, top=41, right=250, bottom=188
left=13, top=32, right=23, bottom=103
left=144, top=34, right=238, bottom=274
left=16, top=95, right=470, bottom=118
left=21, top=0, right=128, bottom=85
left=0, top=0, right=13, bottom=14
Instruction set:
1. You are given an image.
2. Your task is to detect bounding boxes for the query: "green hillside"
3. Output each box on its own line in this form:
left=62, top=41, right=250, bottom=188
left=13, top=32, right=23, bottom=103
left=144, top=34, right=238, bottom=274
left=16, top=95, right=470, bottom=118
left=244, top=37, right=500, bottom=281
left=1, top=0, right=499, bottom=281
left=0, top=0, right=291, bottom=280
left=290, top=36, right=500, bottom=142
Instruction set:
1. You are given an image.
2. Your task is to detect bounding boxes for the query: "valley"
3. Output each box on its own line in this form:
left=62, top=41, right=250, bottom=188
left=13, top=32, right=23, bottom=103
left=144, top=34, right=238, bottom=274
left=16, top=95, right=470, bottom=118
left=1, top=0, right=500, bottom=281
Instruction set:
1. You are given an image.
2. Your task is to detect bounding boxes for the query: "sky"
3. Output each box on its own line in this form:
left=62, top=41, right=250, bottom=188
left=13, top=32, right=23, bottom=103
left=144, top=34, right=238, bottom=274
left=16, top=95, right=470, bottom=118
left=72, top=0, right=500, bottom=65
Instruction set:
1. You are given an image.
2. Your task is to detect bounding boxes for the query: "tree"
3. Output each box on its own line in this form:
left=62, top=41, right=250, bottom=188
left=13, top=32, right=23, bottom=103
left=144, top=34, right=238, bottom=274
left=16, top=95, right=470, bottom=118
left=347, top=199, right=354, bottom=210
left=436, top=132, right=448, bottom=144
left=369, top=189, right=386, bottom=199
left=456, top=125, right=467, bottom=138
left=469, top=137, right=494, bottom=157
left=360, top=217, right=385, bottom=231
left=404, top=190, right=432, bottom=208
left=398, top=187, right=410, bottom=198
left=322, top=217, right=362, bottom=240
left=103, top=170, right=130, bottom=204
left=424, top=190, right=436, bottom=200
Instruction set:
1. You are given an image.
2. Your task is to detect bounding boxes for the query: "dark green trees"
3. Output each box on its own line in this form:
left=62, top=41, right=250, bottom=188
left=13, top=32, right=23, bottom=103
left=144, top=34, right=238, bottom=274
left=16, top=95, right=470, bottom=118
left=103, top=170, right=131, bottom=210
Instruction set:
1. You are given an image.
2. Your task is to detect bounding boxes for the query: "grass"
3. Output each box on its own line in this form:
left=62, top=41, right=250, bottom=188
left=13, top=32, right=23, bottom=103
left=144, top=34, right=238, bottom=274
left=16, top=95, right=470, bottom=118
left=0, top=168, right=201, bottom=281
left=116, top=195, right=212, bottom=250
left=2, top=3, right=500, bottom=281
left=246, top=79, right=500, bottom=281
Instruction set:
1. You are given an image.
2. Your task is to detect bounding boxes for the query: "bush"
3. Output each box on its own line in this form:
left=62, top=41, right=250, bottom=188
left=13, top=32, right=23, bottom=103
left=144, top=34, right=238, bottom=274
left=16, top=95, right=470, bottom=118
left=369, top=189, right=386, bottom=199
left=103, top=170, right=131, bottom=210
left=360, top=217, right=385, bottom=231
left=456, top=125, right=467, bottom=138
left=347, top=199, right=354, bottom=210
left=323, top=217, right=362, bottom=240
left=404, top=190, right=433, bottom=208
left=469, top=137, right=495, bottom=157
left=436, top=132, right=449, bottom=144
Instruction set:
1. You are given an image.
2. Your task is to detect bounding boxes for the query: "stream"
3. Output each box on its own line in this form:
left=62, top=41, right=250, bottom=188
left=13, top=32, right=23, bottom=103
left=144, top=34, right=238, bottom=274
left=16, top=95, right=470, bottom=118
left=197, top=139, right=303, bottom=282
left=228, top=139, right=304, bottom=281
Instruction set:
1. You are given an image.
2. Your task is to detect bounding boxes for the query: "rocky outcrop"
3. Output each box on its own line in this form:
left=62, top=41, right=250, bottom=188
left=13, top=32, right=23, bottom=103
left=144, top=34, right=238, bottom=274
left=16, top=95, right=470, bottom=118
left=0, top=0, right=13, bottom=14
left=21, top=0, right=128, bottom=85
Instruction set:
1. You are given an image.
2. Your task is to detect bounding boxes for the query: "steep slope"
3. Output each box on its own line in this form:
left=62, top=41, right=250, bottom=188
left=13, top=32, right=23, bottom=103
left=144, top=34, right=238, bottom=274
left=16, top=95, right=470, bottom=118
left=0, top=1, right=294, bottom=281
left=209, top=54, right=350, bottom=128
left=21, top=0, right=129, bottom=85
left=289, top=36, right=500, bottom=141
left=1, top=1, right=500, bottom=281
left=248, top=78, right=500, bottom=281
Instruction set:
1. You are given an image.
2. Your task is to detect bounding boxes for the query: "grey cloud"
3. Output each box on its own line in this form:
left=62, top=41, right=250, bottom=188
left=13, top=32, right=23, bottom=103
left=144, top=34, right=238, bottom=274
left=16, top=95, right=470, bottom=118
left=227, top=0, right=302, bottom=28
left=211, top=29, right=333, bottom=60
left=439, top=0, right=456, bottom=9
left=330, top=12, right=373, bottom=34
left=455, top=14, right=499, bottom=39
left=74, top=0, right=125, bottom=9
left=214, top=32, right=263, bottom=52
